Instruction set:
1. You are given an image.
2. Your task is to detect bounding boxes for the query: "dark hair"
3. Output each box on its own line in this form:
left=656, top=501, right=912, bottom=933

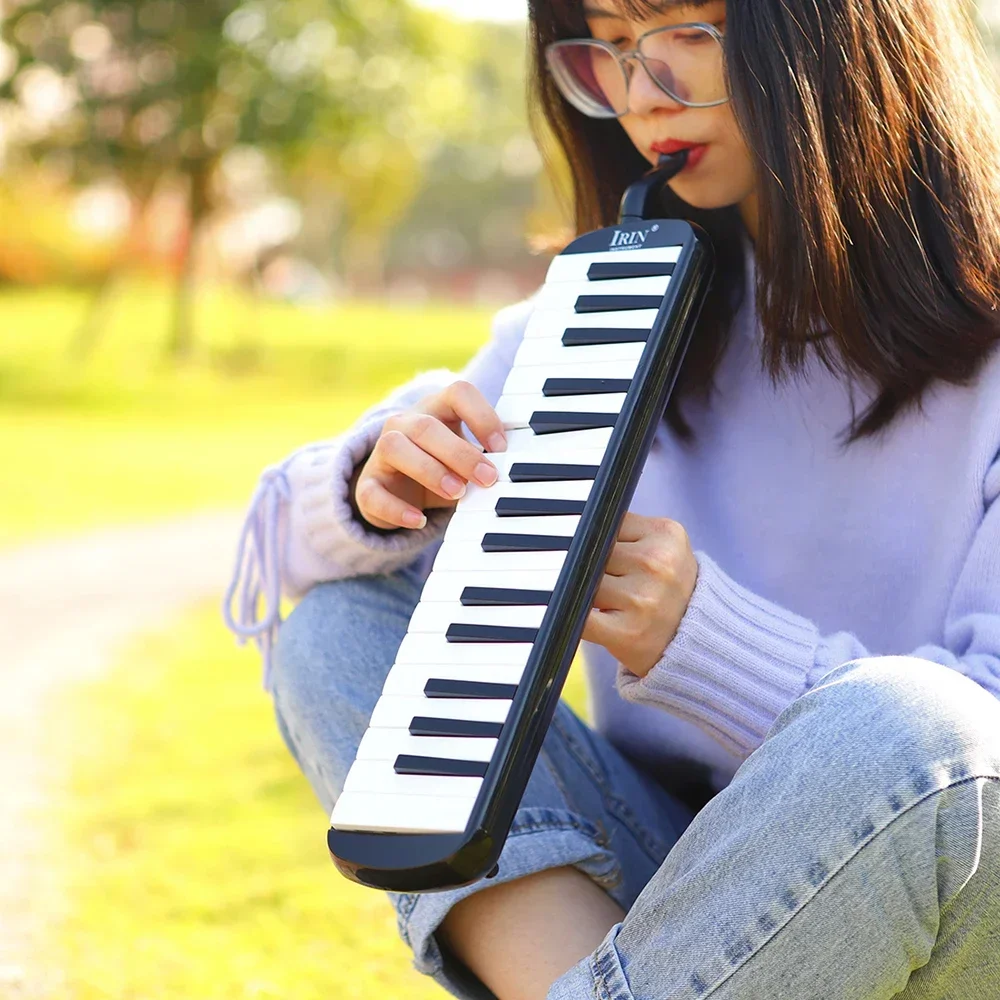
left=527, top=0, right=1000, bottom=447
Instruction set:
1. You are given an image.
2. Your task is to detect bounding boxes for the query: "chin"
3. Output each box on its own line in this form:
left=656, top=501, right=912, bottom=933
left=667, top=184, right=742, bottom=212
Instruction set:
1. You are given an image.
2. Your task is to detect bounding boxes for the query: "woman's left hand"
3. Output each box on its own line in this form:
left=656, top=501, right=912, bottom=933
left=580, top=512, right=699, bottom=679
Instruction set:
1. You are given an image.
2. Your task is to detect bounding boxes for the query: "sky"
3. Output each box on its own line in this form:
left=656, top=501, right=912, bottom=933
left=412, top=0, right=527, bottom=21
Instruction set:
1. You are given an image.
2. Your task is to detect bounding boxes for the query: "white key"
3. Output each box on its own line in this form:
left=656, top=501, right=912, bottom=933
left=504, top=361, right=639, bottom=395
left=357, top=727, right=498, bottom=762
left=533, top=275, right=671, bottom=309
left=369, top=696, right=512, bottom=729
left=489, top=448, right=608, bottom=481
left=382, top=662, right=528, bottom=696
left=545, top=245, right=682, bottom=283
left=490, top=426, right=613, bottom=455
left=496, top=392, right=626, bottom=430
left=513, top=340, right=644, bottom=373
left=395, top=633, right=534, bottom=666
left=330, top=790, right=475, bottom=833
left=514, top=337, right=647, bottom=368
left=432, top=540, right=568, bottom=572
left=442, top=511, right=581, bottom=542
left=419, top=567, right=562, bottom=602
left=524, top=308, right=659, bottom=339
left=343, top=759, right=484, bottom=799
left=407, top=602, right=547, bottom=634
left=456, top=475, right=593, bottom=510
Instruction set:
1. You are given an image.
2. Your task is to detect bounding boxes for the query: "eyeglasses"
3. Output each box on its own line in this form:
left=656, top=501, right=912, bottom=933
left=545, top=22, right=729, bottom=117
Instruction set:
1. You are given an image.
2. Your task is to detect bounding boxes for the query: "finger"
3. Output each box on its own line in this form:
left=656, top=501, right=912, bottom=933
left=616, top=511, right=653, bottom=543
left=373, top=428, right=470, bottom=502
left=394, top=410, right=500, bottom=489
left=422, top=380, right=508, bottom=453
left=592, top=573, right=632, bottom=611
left=581, top=606, right=623, bottom=646
left=354, top=476, right=428, bottom=531
left=602, top=541, right=639, bottom=577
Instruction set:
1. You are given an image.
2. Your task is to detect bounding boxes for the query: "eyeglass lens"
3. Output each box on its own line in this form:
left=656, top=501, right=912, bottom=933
left=548, top=27, right=725, bottom=116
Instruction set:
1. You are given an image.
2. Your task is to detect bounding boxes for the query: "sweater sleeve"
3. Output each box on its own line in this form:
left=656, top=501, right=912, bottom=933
left=223, top=293, right=536, bottom=687
left=614, top=454, right=1000, bottom=761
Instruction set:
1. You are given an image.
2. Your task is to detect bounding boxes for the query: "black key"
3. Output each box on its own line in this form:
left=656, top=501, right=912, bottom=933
left=394, top=754, right=489, bottom=778
left=509, top=463, right=599, bottom=481
left=482, top=532, right=573, bottom=552
left=409, top=716, right=504, bottom=738
left=543, top=378, right=632, bottom=396
left=461, top=585, right=553, bottom=606
left=446, top=623, right=539, bottom=643
left=574, top=295, right=663, bottom=313
left=529, top=411, right=619, bottom=435
left=424, top=678, right=518, bottom=700
left=495, top=496, right=586, bottom=516
left=587, top=261, right=675, bottom=280
left=562, top=327, right=650, bottom=346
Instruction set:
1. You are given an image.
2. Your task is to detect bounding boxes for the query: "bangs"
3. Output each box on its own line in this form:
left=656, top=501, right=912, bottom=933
left=545, top=0, right=685, bottom=14
left=535, top=0, right=721, bottom=39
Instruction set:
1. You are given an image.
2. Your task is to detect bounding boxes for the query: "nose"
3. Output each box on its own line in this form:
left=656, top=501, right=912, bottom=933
left=624, top=57, right=687, bottom=117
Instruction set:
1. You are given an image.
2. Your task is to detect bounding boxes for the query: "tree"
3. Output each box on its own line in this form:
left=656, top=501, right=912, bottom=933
left=0, top=0, right=433, bottom=355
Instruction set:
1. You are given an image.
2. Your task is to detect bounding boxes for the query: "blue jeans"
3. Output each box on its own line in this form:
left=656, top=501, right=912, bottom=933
left=269, top=563, right=1000, bottom=999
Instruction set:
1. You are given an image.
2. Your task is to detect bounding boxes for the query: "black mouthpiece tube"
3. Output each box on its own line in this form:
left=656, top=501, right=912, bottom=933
left=618, top=149, right=690, bottom=223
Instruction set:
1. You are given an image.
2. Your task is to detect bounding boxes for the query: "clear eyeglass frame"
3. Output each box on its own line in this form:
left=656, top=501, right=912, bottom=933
left=545, top=22, right=730, bottom=117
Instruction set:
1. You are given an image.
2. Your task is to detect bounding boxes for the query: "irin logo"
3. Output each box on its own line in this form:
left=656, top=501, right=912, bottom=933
left=608, top=223, right=659, bottom=250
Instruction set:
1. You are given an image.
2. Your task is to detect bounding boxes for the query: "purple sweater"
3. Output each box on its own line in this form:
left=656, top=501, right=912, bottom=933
left=224, top=237, right=1000, bottom=794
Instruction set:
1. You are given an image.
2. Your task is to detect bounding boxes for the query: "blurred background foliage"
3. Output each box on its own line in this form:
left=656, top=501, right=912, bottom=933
left=0, top=0, right=564, bottom=363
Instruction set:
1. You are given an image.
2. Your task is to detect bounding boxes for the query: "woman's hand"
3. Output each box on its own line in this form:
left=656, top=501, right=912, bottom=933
left=353, top=381, right=507, bottom=531
left=581, top=512, right=699, bottom=679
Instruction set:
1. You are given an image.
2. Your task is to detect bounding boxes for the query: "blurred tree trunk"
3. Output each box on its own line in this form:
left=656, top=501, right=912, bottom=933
left=70, top=267, right=119, bottom=362
left=340, top=227, right=388, bottom=297
left=167, top=160, right=214, bottom=361
left=70, top=180, right=156, bottom=361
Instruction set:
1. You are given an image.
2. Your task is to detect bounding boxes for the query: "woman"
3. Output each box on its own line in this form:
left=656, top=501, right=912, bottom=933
left=224, top=0, right=1000, bottom=997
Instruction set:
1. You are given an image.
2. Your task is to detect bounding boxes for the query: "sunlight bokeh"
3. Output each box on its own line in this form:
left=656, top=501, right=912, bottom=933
left=414, top=0, right=527, bottom=19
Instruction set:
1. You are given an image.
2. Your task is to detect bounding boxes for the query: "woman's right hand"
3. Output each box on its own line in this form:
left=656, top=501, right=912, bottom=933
left=352, top=380, right=508, bottom=531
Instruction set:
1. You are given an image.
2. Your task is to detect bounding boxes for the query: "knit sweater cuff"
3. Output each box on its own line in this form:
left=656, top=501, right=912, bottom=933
left=614, top=550, right=820, bottom=759
left=292, top=415, right=452, bottom=580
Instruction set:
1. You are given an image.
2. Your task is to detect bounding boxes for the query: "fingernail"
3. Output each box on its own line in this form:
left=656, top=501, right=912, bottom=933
left=403, top=510, right=427, bottom=529
left=474, top=462, right=498, bottom=487
left=487, top=432, right=507, bottom=453
left=442, top=473, right=466, bottom=499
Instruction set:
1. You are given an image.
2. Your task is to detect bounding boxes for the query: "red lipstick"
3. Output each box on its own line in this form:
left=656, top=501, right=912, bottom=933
left=651, top=139, right=708, bottom=170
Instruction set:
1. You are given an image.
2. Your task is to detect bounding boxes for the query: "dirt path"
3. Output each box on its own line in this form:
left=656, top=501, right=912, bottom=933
left=0, top=510, right=244, bottom=998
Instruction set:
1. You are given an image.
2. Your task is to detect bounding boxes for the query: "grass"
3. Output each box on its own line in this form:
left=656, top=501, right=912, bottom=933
left=0, top=277, right=495, bottom=545
left=8, top=275, right=595, bottom=996
left=46, top=603, right=590, bottom=1000
left=7, top=275, right=590, bottom=996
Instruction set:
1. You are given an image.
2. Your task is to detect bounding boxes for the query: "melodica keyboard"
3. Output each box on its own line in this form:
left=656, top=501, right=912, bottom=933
left=328, top=153, right=713, bottom=892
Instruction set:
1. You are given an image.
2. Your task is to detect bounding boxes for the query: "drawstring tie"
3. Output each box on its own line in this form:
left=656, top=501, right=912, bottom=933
left=222, top=464, right=291, bottom=692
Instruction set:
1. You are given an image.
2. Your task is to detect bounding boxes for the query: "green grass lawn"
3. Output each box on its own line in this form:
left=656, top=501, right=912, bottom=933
left=47, top=604, right=590, bottom=1000
left=7, top=276, right=591, bottom=997
left=0, top=277, right=495, bottom=545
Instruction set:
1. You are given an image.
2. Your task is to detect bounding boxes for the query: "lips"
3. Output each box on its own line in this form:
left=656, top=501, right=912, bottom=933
left=650, top=138, right=709, bottom=172
left=651, top=139, right=704, bottom=154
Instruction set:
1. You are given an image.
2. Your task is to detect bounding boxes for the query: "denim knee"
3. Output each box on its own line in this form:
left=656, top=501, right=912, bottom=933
left=269, top=567, right=425, bottom=813
left=766, top=655, right=1000, bottom=803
